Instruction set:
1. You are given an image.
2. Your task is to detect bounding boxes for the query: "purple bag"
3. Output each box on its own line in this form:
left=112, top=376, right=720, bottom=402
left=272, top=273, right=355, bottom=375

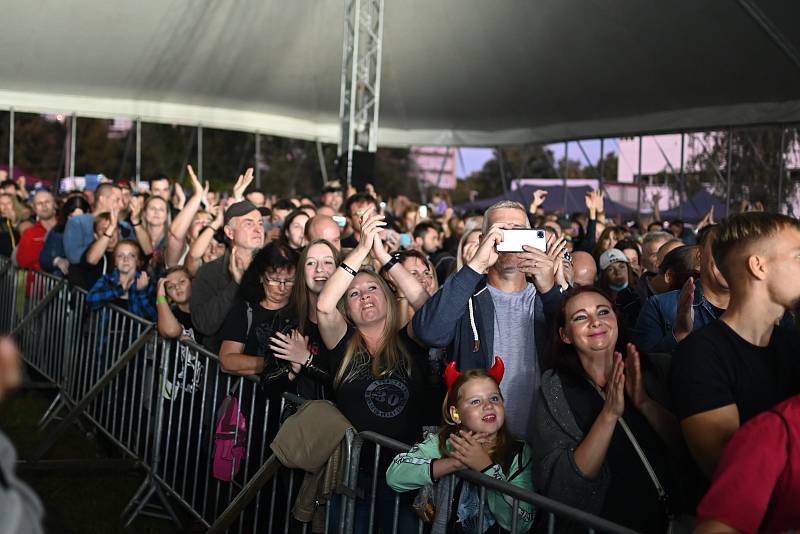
left=212, top=394, right=247, bottom=481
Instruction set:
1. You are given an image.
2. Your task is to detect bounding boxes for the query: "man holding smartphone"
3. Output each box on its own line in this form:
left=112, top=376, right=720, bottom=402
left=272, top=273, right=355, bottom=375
left=413, top=200, right=564, bottom=442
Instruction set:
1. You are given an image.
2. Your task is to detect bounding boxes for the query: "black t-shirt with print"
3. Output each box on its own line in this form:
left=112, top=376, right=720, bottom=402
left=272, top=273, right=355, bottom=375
left=322, top=326, right=434, bottom=449
left=173, top=306, right=203, bottom=347
left=671, top=320, right=800, bottom=423
left=219, top=301, right=293, bottom=357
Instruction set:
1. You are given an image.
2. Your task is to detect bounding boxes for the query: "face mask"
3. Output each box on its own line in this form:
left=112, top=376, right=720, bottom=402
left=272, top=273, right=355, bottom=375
left=609, top=281, right=629, bottom=292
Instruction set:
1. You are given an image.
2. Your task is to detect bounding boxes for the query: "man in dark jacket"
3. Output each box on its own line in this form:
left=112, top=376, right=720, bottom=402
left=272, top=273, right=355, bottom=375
left=413, top=200, right=563, bottom=442
left=191, top=201, right=264, bottom=354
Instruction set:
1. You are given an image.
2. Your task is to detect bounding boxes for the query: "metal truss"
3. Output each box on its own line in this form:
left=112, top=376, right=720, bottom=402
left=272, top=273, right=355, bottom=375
left=338, top=0, right=385, bottom=186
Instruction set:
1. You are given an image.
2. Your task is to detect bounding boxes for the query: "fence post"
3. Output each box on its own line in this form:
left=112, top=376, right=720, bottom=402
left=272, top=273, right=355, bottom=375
left=31, top=325, right=155, bottom=460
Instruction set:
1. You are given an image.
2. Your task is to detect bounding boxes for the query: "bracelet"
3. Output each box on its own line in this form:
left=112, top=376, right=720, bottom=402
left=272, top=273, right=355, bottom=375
left=340, top=263, right=357, bottom=276
left=303, top=352, right=313, bottom=367
left=379, top=255, right=400, bottom=276
left=103, top=232, right=113, bottom=238
left=156, top=296, right=169, bottom=305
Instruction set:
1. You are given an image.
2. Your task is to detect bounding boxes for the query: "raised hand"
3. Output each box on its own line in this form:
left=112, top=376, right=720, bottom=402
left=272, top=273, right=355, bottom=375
left=136, top=272, right=150, bottom=291
left=156, top=277, right=168, bottom=300
left=449, top=430, right=494, bottom=472
left=531, top=189, right=548, bottom=211
left=232, top=168, right=254, bottom=201
left=623, top=343, right=651, bottom=409
left=174, top=183, right=186, bottom=210
left=356, top=207, right=386, bottom=253
left=466, top=224, right=504, bottom=274
left=129, top=195, right=144, bottom=224
left=186, top=165, right=203, bottom=196
left=229, top=246, right=251, bottom=284
left=518, top=235, right=564, bottom=293
left=601, top=353, right=625, bottom=420
left=672, top=277, right=695, bottom=342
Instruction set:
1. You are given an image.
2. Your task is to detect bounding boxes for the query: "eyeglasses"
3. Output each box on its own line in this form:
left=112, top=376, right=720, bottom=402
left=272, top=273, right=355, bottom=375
left=264, top=278, right=295, bottom=287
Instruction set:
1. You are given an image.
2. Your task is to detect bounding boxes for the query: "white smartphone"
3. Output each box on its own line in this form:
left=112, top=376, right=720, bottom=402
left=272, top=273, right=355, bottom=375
left=496, top=229, right=547, bottom=252
left=419, top=205, right=429, bottom=219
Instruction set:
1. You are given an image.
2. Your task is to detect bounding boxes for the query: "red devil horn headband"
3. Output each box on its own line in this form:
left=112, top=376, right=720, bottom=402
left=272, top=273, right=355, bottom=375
left=445, top=357, right=505, bottom=396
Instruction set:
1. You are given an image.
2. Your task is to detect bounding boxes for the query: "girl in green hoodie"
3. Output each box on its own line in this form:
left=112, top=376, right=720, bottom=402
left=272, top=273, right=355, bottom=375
left=386, top=358, right=535, bottom=533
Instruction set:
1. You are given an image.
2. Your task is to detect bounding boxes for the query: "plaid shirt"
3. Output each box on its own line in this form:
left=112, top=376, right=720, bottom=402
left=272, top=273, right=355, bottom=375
left=87, top=271, right=156, bottom=321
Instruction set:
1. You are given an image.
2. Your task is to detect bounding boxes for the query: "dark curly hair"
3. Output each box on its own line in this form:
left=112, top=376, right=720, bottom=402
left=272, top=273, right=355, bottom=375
left=547, top=285, right=622, bottom=379
left=240, top=241, right=300, bottom=304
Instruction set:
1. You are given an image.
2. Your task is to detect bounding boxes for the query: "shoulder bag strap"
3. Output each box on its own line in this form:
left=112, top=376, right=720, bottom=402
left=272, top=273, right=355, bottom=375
left=588, top=380, right=670, bottom=509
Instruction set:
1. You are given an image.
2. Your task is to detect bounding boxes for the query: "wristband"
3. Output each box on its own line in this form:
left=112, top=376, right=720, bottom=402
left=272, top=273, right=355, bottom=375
left=103, top=232, right=113, bottom=238
left=340, top=263, right=357, bottom=276
left=379, top=254, right=400, bottom=276
left=156, top=296, right=169, bottom=305
left=303, top=352, right=313, bottom=367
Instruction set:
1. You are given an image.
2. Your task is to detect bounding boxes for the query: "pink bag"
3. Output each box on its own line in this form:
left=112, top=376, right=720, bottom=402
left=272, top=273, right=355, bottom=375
left=212, top=395, right=247, bottom=481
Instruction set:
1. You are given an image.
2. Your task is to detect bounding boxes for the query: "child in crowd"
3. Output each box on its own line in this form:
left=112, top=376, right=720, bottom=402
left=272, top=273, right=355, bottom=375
left=87, top=239, right=156, bottom=320
left=386, top=358, right=535, bottom=533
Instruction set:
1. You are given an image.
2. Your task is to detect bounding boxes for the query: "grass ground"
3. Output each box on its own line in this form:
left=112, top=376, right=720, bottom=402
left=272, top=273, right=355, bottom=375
left=0, top=388, right=187, bottom=533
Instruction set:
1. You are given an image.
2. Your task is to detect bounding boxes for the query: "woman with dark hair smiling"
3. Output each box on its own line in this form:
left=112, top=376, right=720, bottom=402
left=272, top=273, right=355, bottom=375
left=268, top=238, right=339, bottom=400
left=532, top=286, right=685, bottom=534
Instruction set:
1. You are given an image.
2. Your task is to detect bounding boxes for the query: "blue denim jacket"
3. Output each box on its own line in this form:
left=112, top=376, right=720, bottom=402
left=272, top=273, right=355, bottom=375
left=634, top=281, right=719, bottom=354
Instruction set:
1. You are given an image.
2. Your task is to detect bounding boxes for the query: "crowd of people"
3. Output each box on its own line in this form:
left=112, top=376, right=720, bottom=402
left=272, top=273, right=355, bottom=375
left=1, top=168, right=799, bottom=534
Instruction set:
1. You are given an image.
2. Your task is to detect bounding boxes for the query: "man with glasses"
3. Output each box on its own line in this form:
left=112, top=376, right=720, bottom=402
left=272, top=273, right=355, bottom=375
left=191, top=200, right=265, bottom=353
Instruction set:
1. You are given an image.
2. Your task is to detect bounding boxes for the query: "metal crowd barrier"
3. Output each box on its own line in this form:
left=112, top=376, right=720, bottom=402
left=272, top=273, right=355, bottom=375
left=341, top=432, right=639, bottom=534
left=2, top=262, right=641, bottom=534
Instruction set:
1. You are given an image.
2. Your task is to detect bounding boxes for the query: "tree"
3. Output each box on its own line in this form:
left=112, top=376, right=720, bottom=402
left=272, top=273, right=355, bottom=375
left=686, top=127, right=800, bottom=213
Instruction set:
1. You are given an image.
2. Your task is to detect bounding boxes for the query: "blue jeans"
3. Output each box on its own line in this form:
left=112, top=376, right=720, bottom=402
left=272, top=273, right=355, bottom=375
left=329, top=472, right=419, bottom=534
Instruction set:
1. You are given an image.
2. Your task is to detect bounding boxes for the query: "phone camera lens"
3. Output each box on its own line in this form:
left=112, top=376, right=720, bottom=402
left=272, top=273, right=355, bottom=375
left=537, top=230, right=544, bottom=238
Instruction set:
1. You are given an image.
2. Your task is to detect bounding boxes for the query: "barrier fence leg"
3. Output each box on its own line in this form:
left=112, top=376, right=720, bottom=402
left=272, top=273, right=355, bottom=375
left=206, top=456, right=282, bottom=534
left=30, top=326, right=155, bottom=461
left=121, top=335, right=182, bottom=529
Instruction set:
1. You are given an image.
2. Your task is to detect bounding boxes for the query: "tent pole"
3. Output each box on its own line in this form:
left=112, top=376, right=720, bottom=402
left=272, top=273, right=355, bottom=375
left=496, top=147, right=508, bottom=196
left=562, top=141, right=568, bottom=214
left=599, top=138, right=605, bottom=191
left=678, top=132, right=685, bottom=220
left=135, top=117, right=141, bottom=189
left=726, top=127, right=733, bottom=216
left=777, top=126, right=786, bottom=214
left=69, top=113, right=77, bottom=178
left=315, top=139, right=328, bottom=187
left=636, top=136, right=643, bottom=220
left=255, top=132, right=261, bottom=189
left=197, top=125, right=203, bottom=183
left=8, top=108, right=13, bottom=181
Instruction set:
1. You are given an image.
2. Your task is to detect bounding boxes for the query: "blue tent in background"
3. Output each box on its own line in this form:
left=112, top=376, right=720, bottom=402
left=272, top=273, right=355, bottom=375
left=459, top=184, right=639, bottom=219
left=459, top=185, right=727, bottom=223
left=661, top=189, right=727, bottom=221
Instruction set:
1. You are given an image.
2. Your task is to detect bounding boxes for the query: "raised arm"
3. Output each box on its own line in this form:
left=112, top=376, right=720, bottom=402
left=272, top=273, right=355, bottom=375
left=371, top=239, right=429, bottom=311
left=165, top=165, right=206, bottom=268
left=86, top=211, right=117, bottom=266
left=129, top=196, right=153, bottom=255
left=156, top=278, right=183, bottom=339
left=317, top=208, right=385, bottom=349
left=186, top=206, right=223, bottom=275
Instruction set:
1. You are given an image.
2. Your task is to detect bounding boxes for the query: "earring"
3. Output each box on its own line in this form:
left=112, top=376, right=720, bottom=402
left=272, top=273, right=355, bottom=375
left=452, top=410, right=460, bottom=423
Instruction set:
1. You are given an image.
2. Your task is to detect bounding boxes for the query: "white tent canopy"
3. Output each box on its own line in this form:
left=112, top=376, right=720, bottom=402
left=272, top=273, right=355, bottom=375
left=1, top=0, right=799, bottom=146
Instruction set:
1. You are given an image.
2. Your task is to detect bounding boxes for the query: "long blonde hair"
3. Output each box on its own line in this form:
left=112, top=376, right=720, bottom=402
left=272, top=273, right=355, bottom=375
left=333, top=269, right=409, bottom=387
